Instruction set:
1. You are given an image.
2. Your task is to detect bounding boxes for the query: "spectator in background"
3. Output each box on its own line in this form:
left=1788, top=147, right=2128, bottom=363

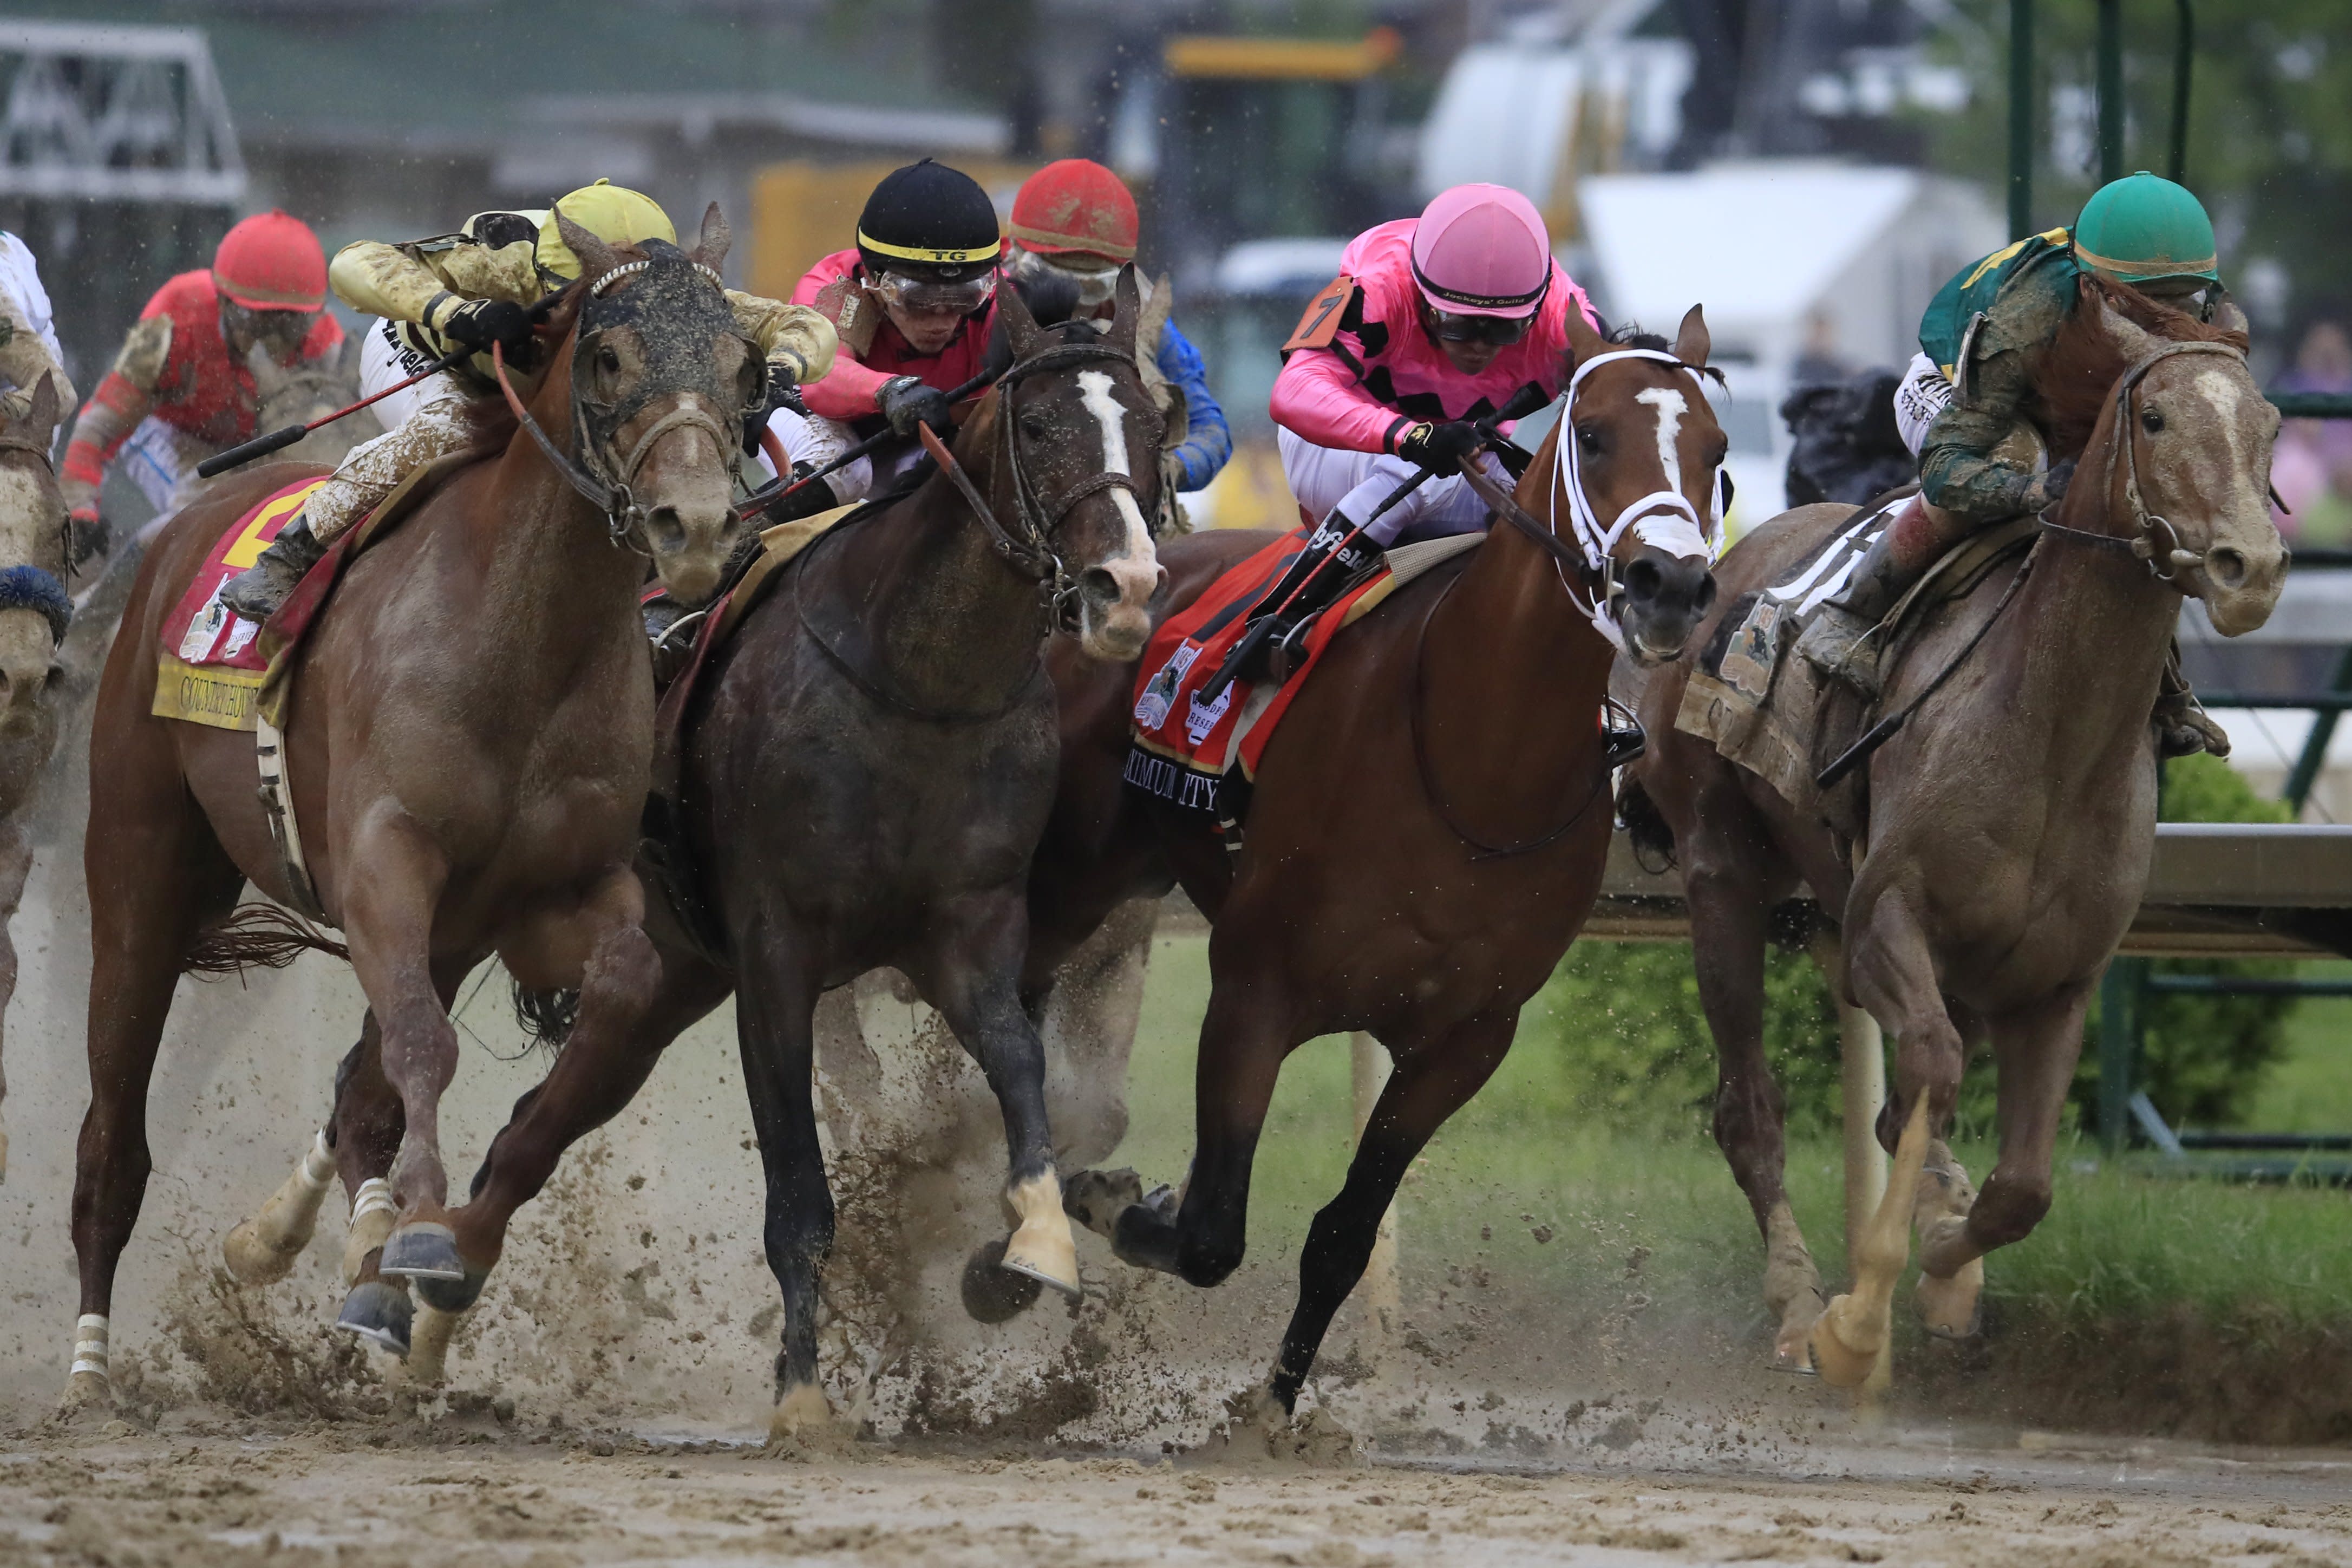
left=2271, top=318, right=2352, bottom=546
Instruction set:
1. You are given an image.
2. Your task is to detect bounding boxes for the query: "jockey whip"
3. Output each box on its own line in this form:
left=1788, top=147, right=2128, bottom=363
left=197, top=293, right=570, bottom=480
left=735, top=367, right=997, bottom=521
left=1200, top=383, right=1550, bottom=703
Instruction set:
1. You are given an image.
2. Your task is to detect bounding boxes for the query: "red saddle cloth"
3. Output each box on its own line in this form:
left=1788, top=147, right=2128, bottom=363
left=152, top=476, right=336, bottom=731
left=1125, top=530, right=1390, bottom=814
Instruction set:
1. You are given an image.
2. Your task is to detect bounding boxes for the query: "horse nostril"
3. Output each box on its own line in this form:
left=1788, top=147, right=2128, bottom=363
left=1692, top=572, right=1719, bottom=615
left=644, top=505, right=687, bottom=554
left=2205, top=546, right=2248, bottom=589
left=1622, top=558, right=1663, bottom=604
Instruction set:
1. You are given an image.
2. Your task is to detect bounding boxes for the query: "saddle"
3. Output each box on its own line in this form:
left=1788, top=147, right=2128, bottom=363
left=1675, top=492, right=2037, bottom=840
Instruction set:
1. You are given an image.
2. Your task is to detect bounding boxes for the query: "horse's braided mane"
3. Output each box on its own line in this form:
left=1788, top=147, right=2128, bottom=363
left=2038, top=272, right=2249, bottom=460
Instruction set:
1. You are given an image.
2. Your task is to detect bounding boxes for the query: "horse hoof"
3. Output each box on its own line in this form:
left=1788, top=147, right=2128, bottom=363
left=413, top=1266, right=488, bottom=1315
left=221, top=1217, right=302, bottom=1286
left=961, top=1239, right=1047, bottom=1324
left=336, top=1280, right=414, bottom=1359
left=1062, top=1167, right=1145, bottom=1238
left=59, top=1369, right=112, bottom=1413
left=378, top=1222, right=465, bottom=1282
left=765, top=1382, right=854, bottom=1456
left=1916, top=1259, right=1985, bottom=1340
left=1807, top=1292, right=1887, bottom=1390
left=1769, top=1331, right=1818, bottom=1376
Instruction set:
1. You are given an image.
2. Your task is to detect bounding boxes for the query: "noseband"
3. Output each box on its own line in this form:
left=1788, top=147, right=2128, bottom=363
left=494, top=259, right=751, bottom=551
left=2036, top=339, right=2251, bottom=589
left=918, top=335, right=1151, bottom=630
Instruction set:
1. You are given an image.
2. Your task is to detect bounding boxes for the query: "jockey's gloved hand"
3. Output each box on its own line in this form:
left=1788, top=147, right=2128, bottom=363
left=435, top=297, right=536, bottom=355
left=879, top=376, right=953, bottom=440
left=67, top=504, right=108, bottom=571
left=764, top=357, right=809, bottom=417
left=1396, top=420, right=1485, bottom=478
left=2027, top=456, right=2079, bottom=512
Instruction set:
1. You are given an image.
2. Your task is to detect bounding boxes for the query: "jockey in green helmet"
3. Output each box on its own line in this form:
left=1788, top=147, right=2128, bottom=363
left=1798, top=171, right=2233, bottom=757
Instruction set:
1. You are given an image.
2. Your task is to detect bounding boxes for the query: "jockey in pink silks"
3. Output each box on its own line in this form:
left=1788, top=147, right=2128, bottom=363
left=1241, top=184, right=1602, bottom=650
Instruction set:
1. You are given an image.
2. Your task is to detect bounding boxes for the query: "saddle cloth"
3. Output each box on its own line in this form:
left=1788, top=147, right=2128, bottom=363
left=151, top=446, right=498, bottom=733
left=1124, top=527, right=1481, bottom=816
left=1676, top=491, right=2035, bottom=827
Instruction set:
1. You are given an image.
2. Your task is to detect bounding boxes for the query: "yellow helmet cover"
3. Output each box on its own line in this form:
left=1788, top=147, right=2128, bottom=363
left=538, top=179, right=677, bottom=279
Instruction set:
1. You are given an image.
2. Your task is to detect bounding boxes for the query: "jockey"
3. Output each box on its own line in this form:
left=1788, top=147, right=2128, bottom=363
left=63, top=211, right=342, bottom=565
left=220, top=180, right=836, bottom=622
left=1003, top=158, right=1232, bottom=509
left=771, top=159, right=1003, bottom=512
left=1798, top=171, right=2231, bottom=757
left=0, top=232, right=71, bottom=421
left=1251, top=183, right=1601, bottom=639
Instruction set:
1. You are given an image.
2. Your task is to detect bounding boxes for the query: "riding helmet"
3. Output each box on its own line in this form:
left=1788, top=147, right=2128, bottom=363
left=537, top=180, right=677, bottom=281
left=856, top=159, right=1002, bottom=283
left=213, top=211, right=328, bottom=312
left=1410, top=184, right=1552, bottom=320
left=2073, top=172, right=2219, bottom=285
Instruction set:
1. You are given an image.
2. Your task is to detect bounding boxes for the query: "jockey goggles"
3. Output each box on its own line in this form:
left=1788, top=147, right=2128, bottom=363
left=1008, top=245, right=1119, bottom=309
left=1422, top=303, right=1535, bottom=347
left=868, top=265, right=998, bottom=317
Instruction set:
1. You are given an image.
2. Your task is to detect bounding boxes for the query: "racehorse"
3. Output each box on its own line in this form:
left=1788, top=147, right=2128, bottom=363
left=1029, top=308, right=1726, bottom=1425
left=1621, top=278, right=2285, bottom=1386
left=0, top=374, right=68, bottom=1181
left=228, top=273, right=1168, bottom=1439
left=63, top=210, right=763, bottom=1407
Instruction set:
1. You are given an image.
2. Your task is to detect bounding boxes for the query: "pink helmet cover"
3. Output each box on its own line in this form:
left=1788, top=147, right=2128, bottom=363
left=1410, top=184, right=1553, bottom=319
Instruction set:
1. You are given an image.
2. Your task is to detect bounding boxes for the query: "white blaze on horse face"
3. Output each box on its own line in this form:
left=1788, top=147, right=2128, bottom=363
left=1077, top=369, right=1154, bottom=565
left=1631, top=386, right=1700, bottom=554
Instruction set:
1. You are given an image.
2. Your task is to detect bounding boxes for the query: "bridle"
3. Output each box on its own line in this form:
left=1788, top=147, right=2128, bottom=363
left=916, top=333, right=1153, bottom=633
left=2036, top=338, right=2250, bottom=589
left=493, top=258, right=752, bottom=553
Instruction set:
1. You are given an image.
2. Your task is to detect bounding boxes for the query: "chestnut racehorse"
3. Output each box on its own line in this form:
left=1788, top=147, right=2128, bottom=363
left=64, top=212, right=765, bottom=1406
left=1030, top=309, right=1726, bottom=1425
left=1623, top=280, right=2285, bottom=1387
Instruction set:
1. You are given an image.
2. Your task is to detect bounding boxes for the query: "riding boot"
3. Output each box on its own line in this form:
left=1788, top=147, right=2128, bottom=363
left=1238, top=517, right=1383, bottom=685
left=2152, top=640, right=2230, bottom=759
left=220, top=515, right=329, bottom=625
left=1790, top=527, right=1921, bottom=699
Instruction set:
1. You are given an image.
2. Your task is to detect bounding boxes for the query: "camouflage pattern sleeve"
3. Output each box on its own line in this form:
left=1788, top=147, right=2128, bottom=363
left=1917, top=259, right=2075, bottom=522
left=726, top=292, right=838, bottom=387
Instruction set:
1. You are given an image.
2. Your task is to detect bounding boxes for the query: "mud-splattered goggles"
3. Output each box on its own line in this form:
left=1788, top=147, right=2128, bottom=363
left=1008, top=246, right=1120, bottom=309
left=1423, top=305, right=1536, bottom=347
left=868, top=266, right=998, bottom=317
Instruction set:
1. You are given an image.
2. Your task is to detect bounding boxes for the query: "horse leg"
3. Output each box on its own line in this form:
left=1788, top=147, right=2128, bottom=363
left=321, top=1013, right=424, bottom=1357
left=220, top=1123, right=338, bottom=1286
left=1916, top=986, right=2091, bottom=1289
left=1807, top=889, right=1962, bottom=1389
left=1909, top=999, right=1987, bottom=1338
left=1031, top=896, right=1158, bottom=1169
left=916, top=892, right=1080, bottom=1301
left=1264, top=1011, right=1514, bottom=1418
left=0, top=817, right=29, bottom=1181
left=69, top=774, right=242, bottom=1406
left=1690, top=856, right=1820, bottom=1371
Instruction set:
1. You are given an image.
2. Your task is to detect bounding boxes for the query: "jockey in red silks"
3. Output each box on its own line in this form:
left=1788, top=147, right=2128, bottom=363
left=1248, top=184, right=1600, bottom=643
left=61, top=211, right=344, bottom=566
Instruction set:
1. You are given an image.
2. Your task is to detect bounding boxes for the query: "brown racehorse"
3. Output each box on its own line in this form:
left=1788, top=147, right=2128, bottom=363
left=63, top=212, right=765, bottom=1407
left=1029, top=309, right=1726, bottom=1425
left=1623, top=281, right=2285, bottom=1387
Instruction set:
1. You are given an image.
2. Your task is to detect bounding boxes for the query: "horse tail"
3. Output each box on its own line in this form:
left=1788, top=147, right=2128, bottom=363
left=1615, top=775, right=1677, bottom=874
left=181, top=903, right=350, bottom=976
left=509, top=982, right=579, bottom=1052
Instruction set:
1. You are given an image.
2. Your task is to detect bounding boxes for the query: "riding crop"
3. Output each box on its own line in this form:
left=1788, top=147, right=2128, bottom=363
left=1202, top=383, right=1550, bottom=702
left=196, top=294, right=570, bottom=480
left=735, top=367, right=998, bottom=521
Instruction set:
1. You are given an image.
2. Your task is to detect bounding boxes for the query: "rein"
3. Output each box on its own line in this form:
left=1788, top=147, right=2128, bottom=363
left=2035, top=338, right=2249, bottom=586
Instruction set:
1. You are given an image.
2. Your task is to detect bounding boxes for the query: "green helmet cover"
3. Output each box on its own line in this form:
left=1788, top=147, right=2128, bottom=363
left=2074, top=172, right=2219, bottom=284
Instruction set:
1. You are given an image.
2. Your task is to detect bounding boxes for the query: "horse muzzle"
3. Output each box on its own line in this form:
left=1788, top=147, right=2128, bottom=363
left=1073, top=555, right=1162, bottom=663
left=1615, top=546, right=1719, bottom=667
left=2192, top=535, right=2288, bottom=638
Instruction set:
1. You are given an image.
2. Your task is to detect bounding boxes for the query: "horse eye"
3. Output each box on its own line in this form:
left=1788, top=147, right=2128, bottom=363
left=1576, top=425, right=1602, bottom=452
left=2142, top=409, right=2165, bottom=434
left=597, top=347, right=622, bottom=376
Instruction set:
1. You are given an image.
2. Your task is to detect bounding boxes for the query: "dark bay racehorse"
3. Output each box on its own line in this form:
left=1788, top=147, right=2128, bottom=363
left=1029, top=309, right=1726, bottom=1425
left=1623, top=279, right=2285, bottom=1386
left=64, top=212, right=762, bottom=1407
left=264, top=274, right=1168, bottom=1442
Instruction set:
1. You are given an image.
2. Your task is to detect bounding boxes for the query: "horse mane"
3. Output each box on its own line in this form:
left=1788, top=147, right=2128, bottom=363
left=2038, top=272, right=2248, bottom=459
left=1562, top=321, right=1729, bottom=390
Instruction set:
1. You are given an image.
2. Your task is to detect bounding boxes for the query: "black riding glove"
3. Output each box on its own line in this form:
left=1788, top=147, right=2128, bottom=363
left=1395, top=420, right=1485, bottom=478
left=2026, top=456, right=2078, bottom=513
left=765, top=358, right=808, bottom=417
left=435, top=297, right=535, bottom=355
left=878, top=376, right=953, bottom=440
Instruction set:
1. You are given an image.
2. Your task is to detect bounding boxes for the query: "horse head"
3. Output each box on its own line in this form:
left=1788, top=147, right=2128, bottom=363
left=981, top=265, right=1166, bottom=662
left=548, top=204, right=759, bottom=606
left=0, top=371, right=67, bottom=780
left=1553, top=305, right=1724, bottom=664
left=2067, top=284, right=2285, bottom=637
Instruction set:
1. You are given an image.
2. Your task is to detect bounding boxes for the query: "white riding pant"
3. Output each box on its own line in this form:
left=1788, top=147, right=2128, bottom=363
left=1892, top=351, right=1953, bottom=458
left=759, top=407, right=928, bottom=505
left=115, top=416, right=206, bottom=514
left=1276, top=427, right=1511, bottom=547
left=303, top=320, right=478, bottom=544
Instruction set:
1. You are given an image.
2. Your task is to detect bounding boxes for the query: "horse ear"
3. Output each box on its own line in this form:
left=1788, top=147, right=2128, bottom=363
left=2088, top=282, right=2158, bottom=364
left=996, top=266, right=1046, bottom=361
left=2211, top=296, right=2251, bottom=341
left=555, top=209, right=623, bottom=282
left=691, top=202, right=731, bottom=272
left=1103, top=264, right=1141, bottom=356
left=1560, top=304, right=1609, bottom=374
left=1672, top=304, right=1710, bottom=370
left=20, top=370, right=57, bottom=439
